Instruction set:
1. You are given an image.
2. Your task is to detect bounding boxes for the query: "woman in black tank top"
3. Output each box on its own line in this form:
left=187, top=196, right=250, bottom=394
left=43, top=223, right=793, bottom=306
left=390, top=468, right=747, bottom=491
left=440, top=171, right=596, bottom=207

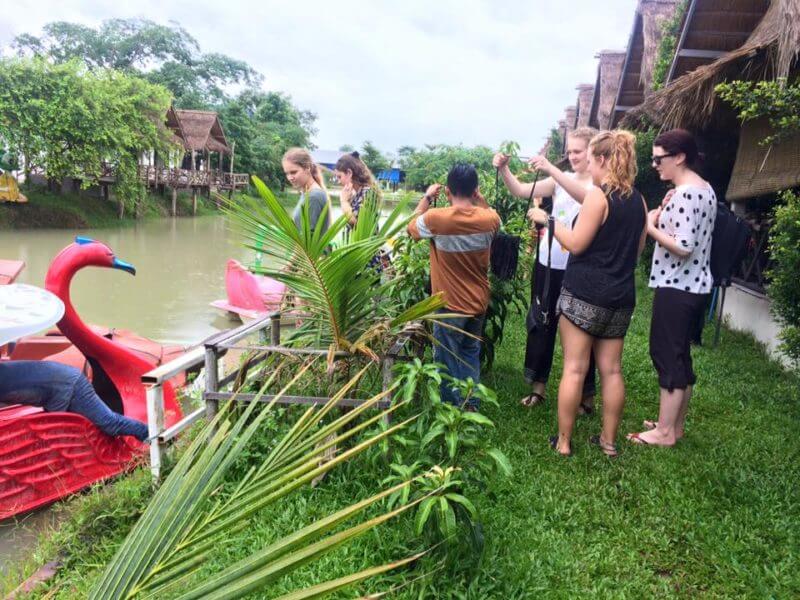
left=529, top=131, right=647, bottom=457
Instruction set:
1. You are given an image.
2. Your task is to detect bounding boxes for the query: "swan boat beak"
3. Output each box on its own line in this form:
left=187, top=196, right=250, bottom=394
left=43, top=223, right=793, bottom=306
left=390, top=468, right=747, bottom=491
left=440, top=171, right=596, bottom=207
left=112, top=258, right=137, bottom=276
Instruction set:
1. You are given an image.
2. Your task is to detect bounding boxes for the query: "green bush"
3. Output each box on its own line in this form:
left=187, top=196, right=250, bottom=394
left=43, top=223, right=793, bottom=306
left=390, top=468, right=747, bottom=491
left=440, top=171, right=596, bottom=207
left=768, top=189, right=800, bottom=367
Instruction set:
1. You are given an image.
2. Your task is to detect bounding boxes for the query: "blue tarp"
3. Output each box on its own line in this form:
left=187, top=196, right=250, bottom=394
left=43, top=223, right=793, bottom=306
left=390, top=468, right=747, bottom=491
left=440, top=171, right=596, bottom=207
left=376, top=168, right=402, bottom=183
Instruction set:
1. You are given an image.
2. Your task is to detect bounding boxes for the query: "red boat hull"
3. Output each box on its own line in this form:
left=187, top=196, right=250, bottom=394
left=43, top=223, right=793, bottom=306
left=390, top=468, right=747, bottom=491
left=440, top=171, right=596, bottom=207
left=0, top=407, right=140, bottom=519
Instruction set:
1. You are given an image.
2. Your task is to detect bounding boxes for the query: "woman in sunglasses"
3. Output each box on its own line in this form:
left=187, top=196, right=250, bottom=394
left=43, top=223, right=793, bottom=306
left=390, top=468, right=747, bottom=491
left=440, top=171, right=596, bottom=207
left=628, top=128, right=716, bottom=447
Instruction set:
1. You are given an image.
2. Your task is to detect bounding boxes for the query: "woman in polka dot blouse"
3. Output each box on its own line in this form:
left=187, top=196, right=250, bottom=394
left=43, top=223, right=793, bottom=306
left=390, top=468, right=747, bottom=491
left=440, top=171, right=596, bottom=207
left=629, top=129, right=716, bottom=447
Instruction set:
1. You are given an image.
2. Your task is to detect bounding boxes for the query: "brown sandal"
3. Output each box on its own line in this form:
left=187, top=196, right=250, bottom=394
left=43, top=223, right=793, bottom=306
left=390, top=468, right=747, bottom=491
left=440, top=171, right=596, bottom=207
left=589, top=435, right=618, bottom=458
left=520, top=392, right=545, bottom=408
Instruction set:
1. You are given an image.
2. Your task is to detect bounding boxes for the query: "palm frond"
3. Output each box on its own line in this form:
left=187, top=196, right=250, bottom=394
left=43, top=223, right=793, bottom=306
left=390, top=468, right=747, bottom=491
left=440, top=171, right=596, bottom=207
left=90, top=361, right=427, bottom=599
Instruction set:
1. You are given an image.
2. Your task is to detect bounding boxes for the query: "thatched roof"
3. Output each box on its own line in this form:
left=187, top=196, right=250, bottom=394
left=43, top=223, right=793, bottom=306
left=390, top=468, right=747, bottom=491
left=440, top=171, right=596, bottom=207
left=667, top=0, right=770, bottom=82
left=726, top=118, right=800, bottom=200
left=588, top=50, right=626, bottom=130
left=624, top=0, right=796, bottom=129
left=167, top=108, right=231, bottom=154
left=612, top=0, right=681, bottom=126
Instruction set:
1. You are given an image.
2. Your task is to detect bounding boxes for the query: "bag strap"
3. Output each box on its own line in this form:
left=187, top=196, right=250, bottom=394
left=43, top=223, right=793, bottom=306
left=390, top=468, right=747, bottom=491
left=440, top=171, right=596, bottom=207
left=540, top=217, right=554, bottom=311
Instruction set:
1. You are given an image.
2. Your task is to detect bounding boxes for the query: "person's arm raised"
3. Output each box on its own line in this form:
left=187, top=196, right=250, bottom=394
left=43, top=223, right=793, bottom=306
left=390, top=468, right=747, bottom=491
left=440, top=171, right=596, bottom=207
left=528, top=155, right=590, bottom=204
left=528, top=186, right=606, bottom=255
left=493, top=152, right=555, bottom=199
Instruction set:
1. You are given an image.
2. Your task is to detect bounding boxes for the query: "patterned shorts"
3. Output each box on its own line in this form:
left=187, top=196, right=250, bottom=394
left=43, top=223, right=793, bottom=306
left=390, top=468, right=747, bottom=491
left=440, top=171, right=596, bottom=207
left=556, top=288, right=633, bottom=339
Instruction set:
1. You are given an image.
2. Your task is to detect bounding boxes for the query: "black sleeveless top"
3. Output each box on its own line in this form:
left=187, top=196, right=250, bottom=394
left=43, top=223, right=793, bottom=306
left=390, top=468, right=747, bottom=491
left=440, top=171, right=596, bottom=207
left=563, top=187, right=646, bottom=309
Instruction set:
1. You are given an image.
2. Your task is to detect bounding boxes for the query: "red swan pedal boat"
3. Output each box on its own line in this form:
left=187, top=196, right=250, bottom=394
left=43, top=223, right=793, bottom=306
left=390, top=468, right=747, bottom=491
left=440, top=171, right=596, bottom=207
left=0, top=238, right=183, bottom=520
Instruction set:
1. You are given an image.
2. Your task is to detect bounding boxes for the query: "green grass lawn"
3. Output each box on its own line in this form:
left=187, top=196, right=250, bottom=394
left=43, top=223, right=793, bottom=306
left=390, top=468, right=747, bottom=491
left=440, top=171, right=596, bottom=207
left=4, top=283, right=799, bottom=598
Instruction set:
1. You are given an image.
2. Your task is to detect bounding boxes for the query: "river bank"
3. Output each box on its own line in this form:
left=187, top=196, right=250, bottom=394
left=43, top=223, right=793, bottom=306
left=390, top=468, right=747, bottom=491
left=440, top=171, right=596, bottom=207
left=0, top=186, right=223, bottom=230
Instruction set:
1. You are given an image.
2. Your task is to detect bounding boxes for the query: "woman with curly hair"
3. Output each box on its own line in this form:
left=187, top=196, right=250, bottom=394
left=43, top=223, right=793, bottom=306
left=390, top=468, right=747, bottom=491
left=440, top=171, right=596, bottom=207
left=529, top=130, right=647, bottom=457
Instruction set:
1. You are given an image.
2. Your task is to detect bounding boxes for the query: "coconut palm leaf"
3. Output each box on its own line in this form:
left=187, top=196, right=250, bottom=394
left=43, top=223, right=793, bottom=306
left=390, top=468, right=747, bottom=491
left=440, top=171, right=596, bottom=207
left=90, top=361, right=432, bottom=599
left=221, top=178, right=445, bottom=355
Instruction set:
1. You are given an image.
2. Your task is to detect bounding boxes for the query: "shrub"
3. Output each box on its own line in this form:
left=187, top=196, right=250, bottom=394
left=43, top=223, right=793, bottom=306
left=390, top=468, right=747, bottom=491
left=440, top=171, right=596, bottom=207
left=768, top=189, right=800, bottom=367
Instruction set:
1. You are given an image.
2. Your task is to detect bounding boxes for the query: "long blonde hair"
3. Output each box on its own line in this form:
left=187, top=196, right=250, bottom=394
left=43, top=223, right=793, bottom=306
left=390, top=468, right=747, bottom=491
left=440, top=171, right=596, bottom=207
left=568, top=126, right=598, bottom=146
left=589, top=130, right=637, bottom=197
left=282, top=147, right=333, bottom=215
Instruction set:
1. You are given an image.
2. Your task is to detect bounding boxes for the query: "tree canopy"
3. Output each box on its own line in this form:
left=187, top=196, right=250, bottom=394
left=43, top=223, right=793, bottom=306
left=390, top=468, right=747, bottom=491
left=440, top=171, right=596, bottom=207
left=360, top=141, right=390, bottom=176
left=0, top=57, right=175, bottom=210
left=12, top=18, right=260, bottom=109
left=399, top=144, right=494, bottom=190
left=218, top=91, right=317, bottom=188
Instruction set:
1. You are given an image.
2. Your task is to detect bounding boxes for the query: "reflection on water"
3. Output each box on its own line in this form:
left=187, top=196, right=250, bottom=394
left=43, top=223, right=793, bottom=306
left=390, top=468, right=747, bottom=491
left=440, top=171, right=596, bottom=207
left=1, top=216, right=253, bottom=344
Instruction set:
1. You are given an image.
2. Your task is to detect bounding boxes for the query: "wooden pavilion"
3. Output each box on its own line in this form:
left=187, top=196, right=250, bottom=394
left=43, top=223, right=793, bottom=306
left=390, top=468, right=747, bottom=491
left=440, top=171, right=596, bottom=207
left=139, top=107, right=249, bottom=214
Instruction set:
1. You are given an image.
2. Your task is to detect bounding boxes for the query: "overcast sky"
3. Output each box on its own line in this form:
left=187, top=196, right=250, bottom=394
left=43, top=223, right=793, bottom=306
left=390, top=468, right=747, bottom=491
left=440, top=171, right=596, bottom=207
left=2, top=0, right=637, bottom=156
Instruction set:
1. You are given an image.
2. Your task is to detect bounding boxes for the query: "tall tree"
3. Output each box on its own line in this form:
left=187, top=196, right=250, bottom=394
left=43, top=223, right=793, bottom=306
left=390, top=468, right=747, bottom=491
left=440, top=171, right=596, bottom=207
left=399, top=144, right=494, bottom=190
left=12, top=18, right=260, bottom=108
left=361, top=140, right=390, bottom=175
left=218, top=90, right=317, bottom=188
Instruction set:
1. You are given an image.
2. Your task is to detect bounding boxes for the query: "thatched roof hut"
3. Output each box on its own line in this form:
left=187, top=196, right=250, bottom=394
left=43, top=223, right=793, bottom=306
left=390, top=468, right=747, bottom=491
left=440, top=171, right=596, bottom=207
left=588, top=50, right=626, bottom=130
left=575, top=84, right=595, bottom=128
left=612, top=0, right=681, bottom=126
left=166, top=108, right=231, bottom=155
left=625, top=0, right=792, bottom=129
left=623, top=0, right=800, bottom=201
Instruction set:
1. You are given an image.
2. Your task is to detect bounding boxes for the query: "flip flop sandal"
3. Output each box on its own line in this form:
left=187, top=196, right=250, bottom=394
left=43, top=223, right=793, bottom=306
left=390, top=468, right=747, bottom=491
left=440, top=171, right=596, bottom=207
left=549, top=435, right=572, bottom=457
left=520, top=392, right=545, bottom=408
left=589, top=434, right=618, bottom=458
left=626, top=432, right=653, bottom=445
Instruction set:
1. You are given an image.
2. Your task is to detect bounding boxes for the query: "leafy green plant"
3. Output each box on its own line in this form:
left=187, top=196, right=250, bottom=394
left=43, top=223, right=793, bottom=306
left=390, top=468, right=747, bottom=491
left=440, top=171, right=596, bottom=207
left=716, top=77, right=800, bottom=146
left=377, top=360, right=511, bottom=564
left=768, top=189, right=800, bottom=367
left=223, top=178, right=446, bottom=360
left=651, top=0, right=688, bottom=91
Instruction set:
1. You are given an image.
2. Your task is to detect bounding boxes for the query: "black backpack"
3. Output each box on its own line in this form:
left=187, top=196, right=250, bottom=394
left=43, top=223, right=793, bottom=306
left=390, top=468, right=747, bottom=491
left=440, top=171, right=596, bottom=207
left=710, top=201, right=751, bottom=287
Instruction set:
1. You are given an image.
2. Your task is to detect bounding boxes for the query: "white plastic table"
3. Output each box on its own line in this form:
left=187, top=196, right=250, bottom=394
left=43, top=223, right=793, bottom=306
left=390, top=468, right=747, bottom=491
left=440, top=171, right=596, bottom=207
left=0, top=284, right=65, bottom=347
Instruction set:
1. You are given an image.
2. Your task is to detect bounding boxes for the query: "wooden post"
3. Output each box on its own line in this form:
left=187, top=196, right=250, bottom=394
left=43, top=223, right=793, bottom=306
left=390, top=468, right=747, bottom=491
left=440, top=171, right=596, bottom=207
left=171, top=187, right=177, bottom=216
left=270, top=313, right=281, bottom=346
left=146, top=385, right=164, bottom=483
left=192, top=189, right=197, bottom=215
left=205, top=346, right=219, bottom=418
left=228, top=141, right=236, bottom=200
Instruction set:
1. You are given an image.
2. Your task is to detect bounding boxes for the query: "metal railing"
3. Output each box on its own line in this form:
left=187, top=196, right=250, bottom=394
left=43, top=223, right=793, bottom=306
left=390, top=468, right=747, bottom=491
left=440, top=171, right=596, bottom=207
left=141, top=313, right=420, bottom=482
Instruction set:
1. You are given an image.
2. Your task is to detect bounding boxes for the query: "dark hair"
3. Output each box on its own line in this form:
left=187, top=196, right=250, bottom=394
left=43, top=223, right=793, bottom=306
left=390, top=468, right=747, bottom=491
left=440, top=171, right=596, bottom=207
left=335, top=152, right=374, bottom=189
left=446, top=163, right=479, bottom=197
left=653, top=128, right=700, bottom=168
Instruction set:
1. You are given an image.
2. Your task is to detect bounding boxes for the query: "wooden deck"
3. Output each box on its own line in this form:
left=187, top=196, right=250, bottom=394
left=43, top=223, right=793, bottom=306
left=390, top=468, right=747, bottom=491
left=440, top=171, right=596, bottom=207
left=99, top=163, right=249, bottom=191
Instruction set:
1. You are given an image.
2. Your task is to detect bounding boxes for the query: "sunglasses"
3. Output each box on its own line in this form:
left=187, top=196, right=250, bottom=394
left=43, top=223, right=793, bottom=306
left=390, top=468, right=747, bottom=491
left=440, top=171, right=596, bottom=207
left=652, top=153, right=677, bottom=166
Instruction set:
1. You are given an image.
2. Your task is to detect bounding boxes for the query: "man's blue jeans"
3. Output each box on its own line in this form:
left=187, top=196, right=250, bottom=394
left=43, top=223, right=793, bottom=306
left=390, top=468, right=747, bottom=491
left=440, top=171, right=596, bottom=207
left=0, top=361, right=149, bottom=441
left=433, top=312, right=485, bottom=409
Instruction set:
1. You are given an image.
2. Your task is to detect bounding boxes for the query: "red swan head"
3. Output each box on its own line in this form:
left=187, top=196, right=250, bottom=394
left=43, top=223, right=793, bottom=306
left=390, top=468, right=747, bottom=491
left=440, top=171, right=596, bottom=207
left=44, top=237, right=181, bottom=431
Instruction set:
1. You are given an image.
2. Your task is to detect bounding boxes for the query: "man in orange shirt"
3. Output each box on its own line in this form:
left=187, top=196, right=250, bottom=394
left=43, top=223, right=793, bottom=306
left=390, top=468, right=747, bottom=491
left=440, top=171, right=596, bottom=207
left=407, top=163, right=501, bottom=410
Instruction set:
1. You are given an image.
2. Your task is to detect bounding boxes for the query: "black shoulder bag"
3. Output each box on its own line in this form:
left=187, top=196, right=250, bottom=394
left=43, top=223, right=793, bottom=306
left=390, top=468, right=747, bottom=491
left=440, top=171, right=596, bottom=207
left=490, top=168, right=540, bottom=280
left=526, top=215, right=555, bottom=333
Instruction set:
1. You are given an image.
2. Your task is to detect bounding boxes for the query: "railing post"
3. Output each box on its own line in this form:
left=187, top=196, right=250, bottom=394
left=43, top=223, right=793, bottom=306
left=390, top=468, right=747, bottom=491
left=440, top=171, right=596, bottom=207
left=205, top=345, right=219, bottom=418
left=270, top=313, right=281, bottom=346
left=146, top=385, right=164, bottom=484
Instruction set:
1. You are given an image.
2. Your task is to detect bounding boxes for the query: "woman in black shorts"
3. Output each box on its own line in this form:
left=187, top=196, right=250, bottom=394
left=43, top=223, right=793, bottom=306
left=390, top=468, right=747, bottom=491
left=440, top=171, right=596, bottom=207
left=529, top=131, right=647, bottom=457
left=628, top=129, right=716, bottom=447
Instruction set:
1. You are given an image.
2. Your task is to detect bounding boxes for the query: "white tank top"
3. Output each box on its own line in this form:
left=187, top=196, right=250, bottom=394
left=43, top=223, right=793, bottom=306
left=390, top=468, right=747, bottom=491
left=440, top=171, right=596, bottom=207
left=538, top=172, right=594, bottom=270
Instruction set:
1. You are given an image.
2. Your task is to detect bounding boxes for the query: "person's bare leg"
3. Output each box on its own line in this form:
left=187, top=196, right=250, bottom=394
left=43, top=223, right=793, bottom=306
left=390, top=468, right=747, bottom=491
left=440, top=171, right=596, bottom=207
left=555, top=317, right=593, bottom=455
left=593, top=337, right=625, bottom=447
left=676, top=384, right=692, bottom=438
left=629, top=387, right=682, bottom=446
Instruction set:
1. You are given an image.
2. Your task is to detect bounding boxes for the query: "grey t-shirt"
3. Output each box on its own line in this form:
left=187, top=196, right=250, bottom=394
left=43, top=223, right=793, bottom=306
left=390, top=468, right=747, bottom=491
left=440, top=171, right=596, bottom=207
left=292, top=187, right=330, bottom=235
